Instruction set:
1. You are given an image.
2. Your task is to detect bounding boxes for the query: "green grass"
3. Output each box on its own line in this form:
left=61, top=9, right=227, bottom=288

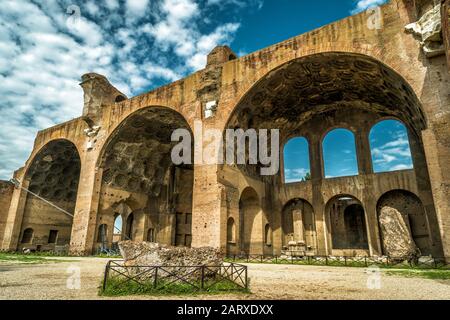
left=225, top=257, right=449, bottom=270
left=100, top=276, right=250, bottom=297
left=385, top=269, right=450, bottom=280
left=0, top=252, right=74, bottom=264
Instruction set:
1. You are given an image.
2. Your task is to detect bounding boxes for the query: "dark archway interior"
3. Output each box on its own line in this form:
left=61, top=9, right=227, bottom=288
left=99, top=107, right=194, bottom=248
left=101, top=107, right=193, bottom=195
left=126, top=213, right=134, bottom=240
left=20, top=140, right=81, bottom=250
left=27, top=140, right=80, bottom=203
left=327, top=196, right=369, bottom=250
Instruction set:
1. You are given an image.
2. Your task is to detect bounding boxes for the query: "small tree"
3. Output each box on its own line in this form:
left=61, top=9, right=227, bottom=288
left=303, top=172, right=312, bottom=181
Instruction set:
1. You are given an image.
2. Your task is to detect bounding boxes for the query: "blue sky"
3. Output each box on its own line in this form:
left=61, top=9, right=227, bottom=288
left=284, top=121, right=414, bottom=182
left=0, top=0, right=389, bottom=180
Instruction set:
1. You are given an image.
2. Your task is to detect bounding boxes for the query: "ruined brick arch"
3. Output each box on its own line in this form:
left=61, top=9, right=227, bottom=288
left=223, top=52, right=427, bottom=181
left=325, top=195, right=369, bottom=252
left=97, top=105, right=193, bottom=168
left=95, top=106, right=195, bottom=249
left=18, top=139, right=82, bottom=250
left=97, top=106, right=193, bottom=195
left=281, top=136, right=311, bottom=184
left=281, top=199, right=317, bottom=254
left=377, top=189, right=432, bottom=256
left=224, top=51, right=427, bottom=136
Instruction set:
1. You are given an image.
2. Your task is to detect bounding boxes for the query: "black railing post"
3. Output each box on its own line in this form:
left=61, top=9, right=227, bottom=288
left=245, top=266, right=248, bottom=290
left=344, top=257, right=347, bottom=266
left=365, top=257, right=368, bottom=267
left=102, top=260, right=111, bottom=292
left=201, top=266, right=205, bottom=290
left=325, top=257, right=328, bottom=266
left=154, top=267, right=158, bottom=288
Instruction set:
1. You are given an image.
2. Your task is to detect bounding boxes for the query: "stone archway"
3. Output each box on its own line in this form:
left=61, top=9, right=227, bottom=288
left=239, top=187, right=263, bottom=255
left=282, top=199, right=317, bottom=255
left=325, top=195, right=369, bottom=255
left=377, top=190, right=431, bottom=257
left=19, top=140, right=81, bottom=252
left=98, top=107, right=194, bottom=248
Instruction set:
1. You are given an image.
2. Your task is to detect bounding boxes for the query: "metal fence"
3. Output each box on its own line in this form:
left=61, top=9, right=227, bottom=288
left=102, top=260, right=248, bottom=293
left=225, top=254, right=450, bottom=269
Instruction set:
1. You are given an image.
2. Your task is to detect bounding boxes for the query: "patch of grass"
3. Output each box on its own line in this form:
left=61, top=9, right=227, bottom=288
left=385, top=269, right=450, bottom=280
left=94, top=253, right=122, bottom=259
left=0, top=252, right=73, bottom=264
left=100, top=276, right=250, bottom=297
left=225, top=257, right=449, bottom=271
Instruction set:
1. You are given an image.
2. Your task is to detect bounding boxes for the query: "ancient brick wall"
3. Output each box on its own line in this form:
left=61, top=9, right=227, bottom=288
left=0, top=181, right=13, bottom=246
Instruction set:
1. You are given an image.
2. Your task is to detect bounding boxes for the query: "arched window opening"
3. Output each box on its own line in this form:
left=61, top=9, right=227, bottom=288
left=323, top=129, right=358, bottom=178
left=113, top=214, right=122, bottom=243
left=227, top=218, right=236, bottom=244
left=21, top=228, right=34, bottom=244
left=97, top=224, right=108, bottom=244
left=369, top=120, right=413, bottom=173
left=283, top=137, right=311, bottom=183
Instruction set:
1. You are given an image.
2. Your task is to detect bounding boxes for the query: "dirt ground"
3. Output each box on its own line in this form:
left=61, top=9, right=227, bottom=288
left=0, top=257, right=449, bottom=300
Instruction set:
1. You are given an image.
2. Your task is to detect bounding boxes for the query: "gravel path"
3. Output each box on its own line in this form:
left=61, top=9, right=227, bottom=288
left=0, top=257, right=449, bottom=300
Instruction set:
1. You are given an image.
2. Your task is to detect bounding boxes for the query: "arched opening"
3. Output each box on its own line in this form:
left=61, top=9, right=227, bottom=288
left=239, top=187, right=263, bottom=255
left=227, top=217, right=236, bottom=244
left=226, top=217, right=236, bottom=255
left=377, top=190, right=431, bottom=257
left=323, top=129, right=358, bottom=178
left=113, top=214, right=123, bottom=243
left=98, top=107, right=194, bottom=248
left=225, top=53, right=426, bottom=182
left=125, top=213, right=134, bottom=241
left=369, top=119, right=414, bottom=173
left=326, top=196, right=369, bottom=253
left=282, top=199, right=316, bottom=255
left=223, top=52, right=433, bottom=257
left=147, top=228, right=155, bottom=242
left=21, top=228, right=34, bottom=244
left=283, top=137, right=311, bottom=183
left=19, top=140, right=81, bottom=251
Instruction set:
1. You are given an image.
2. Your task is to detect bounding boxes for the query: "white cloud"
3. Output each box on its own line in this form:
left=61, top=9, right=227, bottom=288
left=0, top=0, right=254, bottom=179
left=126, top=0, right=150, bottom=18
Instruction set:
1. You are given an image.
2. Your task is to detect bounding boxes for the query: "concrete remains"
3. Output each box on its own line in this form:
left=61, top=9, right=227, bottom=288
left=119, top=241, right=224, bottom=267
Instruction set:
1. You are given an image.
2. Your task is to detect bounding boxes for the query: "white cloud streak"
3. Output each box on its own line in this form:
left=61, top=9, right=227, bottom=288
left=0, top=0, right=263, bottom=179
